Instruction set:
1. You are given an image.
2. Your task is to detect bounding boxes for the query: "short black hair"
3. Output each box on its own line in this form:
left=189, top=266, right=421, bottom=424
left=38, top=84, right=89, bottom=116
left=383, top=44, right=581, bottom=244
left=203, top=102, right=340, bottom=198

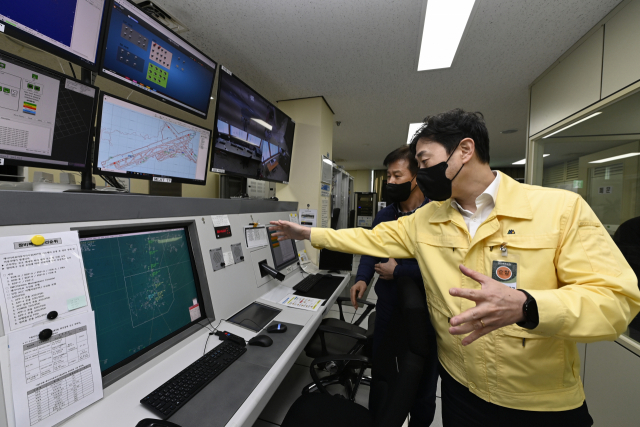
left=383, top=145, right=418, bottom=175
left=409, top=108, right=490, bottom=164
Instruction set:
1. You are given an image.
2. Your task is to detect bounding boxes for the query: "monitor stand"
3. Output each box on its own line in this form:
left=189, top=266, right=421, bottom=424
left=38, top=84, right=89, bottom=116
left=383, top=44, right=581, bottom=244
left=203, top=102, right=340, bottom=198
left=326, top=270, right=342, bottom=274
left=62, top=169, right=143, bottom=195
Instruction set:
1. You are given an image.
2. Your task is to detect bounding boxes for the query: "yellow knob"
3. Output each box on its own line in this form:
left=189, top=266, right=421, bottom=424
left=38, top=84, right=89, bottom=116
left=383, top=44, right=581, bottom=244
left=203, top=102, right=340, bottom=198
left=31, top=235, right=45, bottom=246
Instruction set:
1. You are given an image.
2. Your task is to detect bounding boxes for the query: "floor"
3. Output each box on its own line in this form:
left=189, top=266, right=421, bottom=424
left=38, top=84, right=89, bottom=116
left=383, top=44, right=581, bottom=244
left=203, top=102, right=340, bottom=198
left=253, top=255, right=443, bottom=427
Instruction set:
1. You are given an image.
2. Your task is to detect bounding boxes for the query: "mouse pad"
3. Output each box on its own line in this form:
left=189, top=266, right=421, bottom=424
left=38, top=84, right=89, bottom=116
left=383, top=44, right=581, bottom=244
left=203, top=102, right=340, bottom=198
left=294, top=276, right=344, bottom=303
left=168, top=321, right=303, bottom=427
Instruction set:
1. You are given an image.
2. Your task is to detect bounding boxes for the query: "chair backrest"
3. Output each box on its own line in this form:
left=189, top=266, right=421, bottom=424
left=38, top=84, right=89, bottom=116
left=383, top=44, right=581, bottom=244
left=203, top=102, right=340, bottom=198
left=368, top=277, right=430, bottom=427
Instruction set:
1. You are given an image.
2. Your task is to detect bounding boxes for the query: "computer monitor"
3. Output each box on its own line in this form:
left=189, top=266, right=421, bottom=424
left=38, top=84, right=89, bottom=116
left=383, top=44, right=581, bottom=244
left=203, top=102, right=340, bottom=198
left=99, top=0, right=217, bottom=118
left=267, top=228, right=298, bottom=271
left=79, top=225, right=207, bottom=375
left=210, top=69, right=296, bottom=183
left=319, top=249, right=354, bottom=273
left=93, top=92, right=211, bottom=185
left=0, top=49, right=98, bottom=171
left=0, top=0, right=108, bottom=71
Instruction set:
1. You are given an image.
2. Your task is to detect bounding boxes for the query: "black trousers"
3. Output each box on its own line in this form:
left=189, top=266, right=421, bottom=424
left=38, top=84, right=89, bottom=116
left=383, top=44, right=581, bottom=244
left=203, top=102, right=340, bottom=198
left=439, top=364, right=593, bottom=427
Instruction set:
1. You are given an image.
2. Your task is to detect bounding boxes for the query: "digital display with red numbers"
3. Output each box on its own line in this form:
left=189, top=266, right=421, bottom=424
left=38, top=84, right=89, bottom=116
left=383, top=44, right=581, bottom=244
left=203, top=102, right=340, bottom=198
left=214, top=225, right=232, bottom=238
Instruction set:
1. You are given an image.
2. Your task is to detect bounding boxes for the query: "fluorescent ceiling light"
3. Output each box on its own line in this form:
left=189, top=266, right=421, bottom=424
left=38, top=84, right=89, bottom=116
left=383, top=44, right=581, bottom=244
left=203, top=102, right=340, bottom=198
left=543, top=112, right=602, bottom=139
left=323, top=158, right=333, bottom=165
left=417, top=0, right=475, bottom=71
left=589, top=153, right=640, bottom=164
left=251, top=118, right=273, bottom=131
left=407, top=123, right=424, bottom=144
left=512, top=154, right=549, bottom=165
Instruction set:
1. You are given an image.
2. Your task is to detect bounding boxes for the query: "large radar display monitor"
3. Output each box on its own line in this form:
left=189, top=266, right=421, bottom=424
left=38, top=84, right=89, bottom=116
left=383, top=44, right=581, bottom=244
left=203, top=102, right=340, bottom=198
left=0, top=50, right=98, bottom=171
left=100, top=0, right=217, bottom=117
left=80, top=226, right=206, bottom=375
left=0, top=0, right=107, bottom=70
left=94, top=93, right=211, bottom=185
left=211, top=70, right=296, bottom=183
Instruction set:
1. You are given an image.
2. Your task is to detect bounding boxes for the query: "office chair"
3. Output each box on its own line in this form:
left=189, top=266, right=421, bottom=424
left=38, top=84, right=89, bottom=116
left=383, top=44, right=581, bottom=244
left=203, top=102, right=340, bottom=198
left=281, top=277, right=431, bottom=427
left=301, top=297, right=376, bottom=396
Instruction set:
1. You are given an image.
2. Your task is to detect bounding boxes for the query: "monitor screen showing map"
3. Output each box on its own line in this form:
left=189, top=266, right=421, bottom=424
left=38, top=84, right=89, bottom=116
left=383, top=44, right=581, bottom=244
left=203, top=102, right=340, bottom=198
left=99, top=0, right=217, bottom=118
left=0, top=50, right=99, bottom=172
left=94, top=93, right=211, bottom=185
left=80, top=226, right=206, bottom=375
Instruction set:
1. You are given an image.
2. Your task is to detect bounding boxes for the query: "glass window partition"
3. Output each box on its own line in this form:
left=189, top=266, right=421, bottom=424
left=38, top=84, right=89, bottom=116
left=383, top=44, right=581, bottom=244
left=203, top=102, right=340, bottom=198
left=536, top=90, right=640, bottom=344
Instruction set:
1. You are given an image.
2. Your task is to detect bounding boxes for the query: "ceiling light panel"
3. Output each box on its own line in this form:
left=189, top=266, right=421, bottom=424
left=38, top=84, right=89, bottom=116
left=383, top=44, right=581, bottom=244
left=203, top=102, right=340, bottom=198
left=543, top=112, right=602, bottom=139
left=407, top=123, right=424, bottom=144
left=589, top=153, right=640, bottom=164
left=512, top=154, right=549, bottom=165
left=251, top=118, right=273, bottom=131
left=418, top=0, right=476, bottom=71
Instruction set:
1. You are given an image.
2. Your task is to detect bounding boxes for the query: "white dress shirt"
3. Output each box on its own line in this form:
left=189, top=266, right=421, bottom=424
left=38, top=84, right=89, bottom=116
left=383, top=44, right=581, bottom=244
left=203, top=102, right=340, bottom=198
left=451, top=171, right=501, bottom=238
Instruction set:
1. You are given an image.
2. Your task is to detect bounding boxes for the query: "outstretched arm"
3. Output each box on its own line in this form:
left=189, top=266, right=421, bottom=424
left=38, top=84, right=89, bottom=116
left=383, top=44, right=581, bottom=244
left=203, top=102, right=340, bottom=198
left=269, top=217, right=415, bottom=259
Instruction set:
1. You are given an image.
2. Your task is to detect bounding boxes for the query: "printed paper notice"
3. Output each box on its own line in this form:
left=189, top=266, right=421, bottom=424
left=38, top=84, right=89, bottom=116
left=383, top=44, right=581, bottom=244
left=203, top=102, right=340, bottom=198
left=8, top=311, right=103, bottom=427
left=299, top=209, right=317, bottom=228
left=0, top=232, right=92, bottom=332
left=211, top=215, right=231, bottom=227
left=289, top=213, right=299, bottom=224
left=245, top=226, right=269, bottom=249
left=279, top=294, right=324, bottom=311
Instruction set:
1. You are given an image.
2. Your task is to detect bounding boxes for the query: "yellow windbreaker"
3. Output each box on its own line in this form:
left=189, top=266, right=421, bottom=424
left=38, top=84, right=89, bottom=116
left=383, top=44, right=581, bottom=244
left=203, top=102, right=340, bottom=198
left=311, top=172, right=640, bottom=411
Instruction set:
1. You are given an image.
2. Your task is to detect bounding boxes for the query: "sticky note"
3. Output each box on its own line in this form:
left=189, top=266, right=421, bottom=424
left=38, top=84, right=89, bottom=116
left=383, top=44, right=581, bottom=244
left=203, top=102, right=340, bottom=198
left=67, top=295, right=87, bottom=311
left=31, top=235, right=45, bottom=246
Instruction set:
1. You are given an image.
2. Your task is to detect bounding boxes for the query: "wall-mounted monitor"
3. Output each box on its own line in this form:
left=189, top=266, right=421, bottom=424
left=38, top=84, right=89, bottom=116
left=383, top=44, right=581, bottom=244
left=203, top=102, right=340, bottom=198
left=210, top=69, right=295, bottom=184
left=93, top=92, right=211, bottom=185
left=0, top=49, right=98, bottom=172
left=0, top=0, right=108, bottom=71
left=99, top=0, right=217, bottom=118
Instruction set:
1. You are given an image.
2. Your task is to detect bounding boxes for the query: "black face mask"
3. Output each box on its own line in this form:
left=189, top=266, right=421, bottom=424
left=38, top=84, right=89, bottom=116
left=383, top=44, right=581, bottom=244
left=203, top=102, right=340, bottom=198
left=385, top=176, right=416, bottom=204
left=416, top=143, right=464, bottom=201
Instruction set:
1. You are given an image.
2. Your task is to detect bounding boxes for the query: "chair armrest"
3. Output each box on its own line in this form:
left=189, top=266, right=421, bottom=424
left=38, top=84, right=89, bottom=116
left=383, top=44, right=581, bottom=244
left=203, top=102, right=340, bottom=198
left=335, top=297, right=376, bottom=326
left=309, top=354, right=370, bottom=396
left=317, top=325, right=367, bottom=342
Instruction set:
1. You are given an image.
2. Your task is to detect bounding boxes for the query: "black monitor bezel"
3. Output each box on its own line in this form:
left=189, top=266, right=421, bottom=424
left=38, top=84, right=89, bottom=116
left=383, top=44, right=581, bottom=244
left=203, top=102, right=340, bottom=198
left=78, top=222, right=208, bottom=377
left=93, top=91, right=212, bottom=185
left=211, top=68, right=296, bottom=184
left=0, top=1, right=109, bottom=71
left=97, top=0, right=217, bottom=119
left=267, top=230, right=299, bottom=271
left=0, top=48, right=99, bottom=172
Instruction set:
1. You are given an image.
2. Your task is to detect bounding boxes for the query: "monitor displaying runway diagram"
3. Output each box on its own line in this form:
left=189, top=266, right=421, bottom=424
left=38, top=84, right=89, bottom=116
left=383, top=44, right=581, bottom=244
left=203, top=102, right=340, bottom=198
left=99, top=0, right=217, bottom=117
left=94, top=93, right=211, bottom=185
left=0, top=50, right=98, bottom=171
left=80, top=227, right=205, bottom=374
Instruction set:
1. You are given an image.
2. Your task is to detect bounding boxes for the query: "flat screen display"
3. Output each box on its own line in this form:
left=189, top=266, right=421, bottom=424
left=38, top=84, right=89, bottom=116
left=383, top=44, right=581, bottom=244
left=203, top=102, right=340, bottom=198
left=99, top=0, right=217, bottom=118
left=0, top=49, right=98, bottom=171
left=319, top=249, right=353, bottom=272
left=94, top=93, right=211, bottom=185
left=210, top=70, right=295, bottom=183
left=80, top=226, right=206, bottom=375
left=0, top=0, right=108, bottom=71
left=267, top=228, right=298, bottom=271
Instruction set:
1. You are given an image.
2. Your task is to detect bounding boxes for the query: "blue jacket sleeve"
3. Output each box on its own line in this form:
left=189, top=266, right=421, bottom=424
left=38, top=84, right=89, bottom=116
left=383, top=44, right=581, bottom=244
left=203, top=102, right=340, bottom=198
left=353, top=207, right=389, bottom=285
left=393, top=261, right=423, bottom=282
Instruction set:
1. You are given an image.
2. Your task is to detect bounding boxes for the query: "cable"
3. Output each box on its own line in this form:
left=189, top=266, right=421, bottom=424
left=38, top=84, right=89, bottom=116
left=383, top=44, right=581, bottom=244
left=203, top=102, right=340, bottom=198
left=126, top=90, right=134, bottom=100
left=68, top=62, right=77, bottom=79
left=202, top=319, right=224, bottom=355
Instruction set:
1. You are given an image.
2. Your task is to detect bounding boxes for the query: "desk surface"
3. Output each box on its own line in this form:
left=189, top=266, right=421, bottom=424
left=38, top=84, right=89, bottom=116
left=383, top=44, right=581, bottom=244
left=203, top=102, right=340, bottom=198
left=57, top=272, right=349, bottom=427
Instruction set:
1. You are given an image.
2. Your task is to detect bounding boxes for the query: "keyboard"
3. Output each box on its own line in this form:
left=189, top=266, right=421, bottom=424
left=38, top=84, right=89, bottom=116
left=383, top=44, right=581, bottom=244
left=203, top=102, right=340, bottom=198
left=293, top=274, right=324, bottom=293
left=140, top=340, right=246, bottom=419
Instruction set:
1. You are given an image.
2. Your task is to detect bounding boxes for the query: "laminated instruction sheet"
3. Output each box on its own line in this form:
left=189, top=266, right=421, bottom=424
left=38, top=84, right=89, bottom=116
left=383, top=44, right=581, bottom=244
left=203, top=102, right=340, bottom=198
left=0, top=232, right=92, bottom=333
left=279, top=294, right=324, bottom=311
left=7, top=311, right=103, bottom=427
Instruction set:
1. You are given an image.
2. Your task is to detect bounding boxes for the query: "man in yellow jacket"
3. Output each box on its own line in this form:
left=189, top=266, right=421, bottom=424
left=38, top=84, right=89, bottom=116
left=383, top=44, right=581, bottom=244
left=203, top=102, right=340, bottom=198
left=270, top=109, right=640, bottom=426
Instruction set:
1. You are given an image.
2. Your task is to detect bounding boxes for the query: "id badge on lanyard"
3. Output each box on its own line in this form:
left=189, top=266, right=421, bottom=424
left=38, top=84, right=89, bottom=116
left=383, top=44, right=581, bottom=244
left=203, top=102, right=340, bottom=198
left=490, top=242, right=519, bottom=290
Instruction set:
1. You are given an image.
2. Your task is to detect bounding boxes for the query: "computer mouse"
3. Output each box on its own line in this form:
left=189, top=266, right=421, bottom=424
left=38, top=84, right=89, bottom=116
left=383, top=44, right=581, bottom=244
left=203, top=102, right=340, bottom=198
left=267, top=323, right=287, bottom=333
left=248, top=335, right=273, bottom=347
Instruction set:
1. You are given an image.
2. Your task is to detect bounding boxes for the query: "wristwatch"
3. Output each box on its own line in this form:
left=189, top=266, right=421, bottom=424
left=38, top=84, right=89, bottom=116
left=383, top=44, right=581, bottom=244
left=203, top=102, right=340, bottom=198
left=516, top=289, right=539, bottom=329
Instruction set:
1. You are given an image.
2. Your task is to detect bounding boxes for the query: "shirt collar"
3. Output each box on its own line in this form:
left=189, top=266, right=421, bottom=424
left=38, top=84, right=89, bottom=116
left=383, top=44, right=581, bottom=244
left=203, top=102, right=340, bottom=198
left=451, top=171, right=501, bottom=214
